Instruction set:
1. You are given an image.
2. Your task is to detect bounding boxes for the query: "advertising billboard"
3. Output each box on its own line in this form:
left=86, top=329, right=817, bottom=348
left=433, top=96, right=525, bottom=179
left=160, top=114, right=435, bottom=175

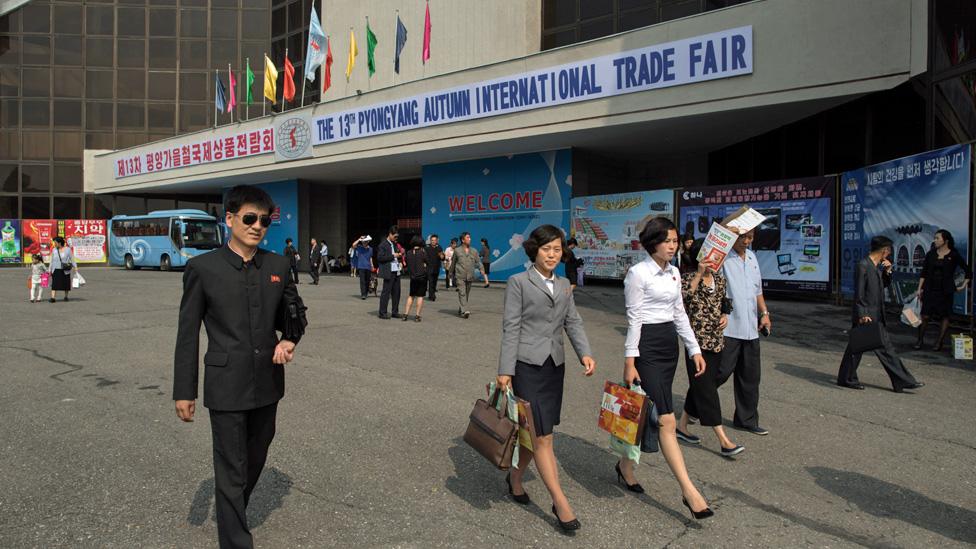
left=422, top=149, right=572, bottom=281
left=62, top=220, right=108, bottom=263
left=570, top=190, right=674, bottom=279
left=677, top=177, right=834, bottom=293
left=841, top=144, right=971, bottom=313
left=0, top=219, right=21, bottom=264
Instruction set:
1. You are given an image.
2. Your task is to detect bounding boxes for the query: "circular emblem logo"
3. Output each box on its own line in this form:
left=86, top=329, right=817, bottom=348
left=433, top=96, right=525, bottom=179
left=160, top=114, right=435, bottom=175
left=276, top=117, right=312, bottom=160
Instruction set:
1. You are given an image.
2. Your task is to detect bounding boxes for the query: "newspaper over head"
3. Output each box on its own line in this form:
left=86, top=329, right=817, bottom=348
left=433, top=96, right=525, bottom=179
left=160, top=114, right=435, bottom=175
left=696, top=205, right=768, bottom=269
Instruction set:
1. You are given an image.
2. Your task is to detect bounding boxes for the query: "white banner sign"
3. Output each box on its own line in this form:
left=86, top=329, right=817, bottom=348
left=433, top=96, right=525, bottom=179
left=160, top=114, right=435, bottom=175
left=114, top=127, right=275, bottom=178
left=312, top=26, right=752, bottom=146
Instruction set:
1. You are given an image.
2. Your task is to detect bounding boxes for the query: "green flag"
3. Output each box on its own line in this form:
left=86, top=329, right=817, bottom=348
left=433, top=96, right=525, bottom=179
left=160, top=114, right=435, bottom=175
left=245, top=58, right=255, bottom=104
left=366, top=20, right=378, bottom=76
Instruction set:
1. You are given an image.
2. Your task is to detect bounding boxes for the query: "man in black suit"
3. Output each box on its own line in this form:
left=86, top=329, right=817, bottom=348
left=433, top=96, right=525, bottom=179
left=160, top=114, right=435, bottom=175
left=174, top=185, right=304, bottom=549
left=376, top=225, right=403, bottom=319
left=837, top=235, right=923, bottom=393
left=425, top=234, right=444, bottom=302
left=308, top=237, right=321, bottom=285
left=283, top=238, right=299, bottom=284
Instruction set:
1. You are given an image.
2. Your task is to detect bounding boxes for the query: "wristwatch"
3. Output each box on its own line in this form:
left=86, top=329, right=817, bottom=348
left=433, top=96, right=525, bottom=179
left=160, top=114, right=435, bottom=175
left=759, top=311, right=770, bottom=318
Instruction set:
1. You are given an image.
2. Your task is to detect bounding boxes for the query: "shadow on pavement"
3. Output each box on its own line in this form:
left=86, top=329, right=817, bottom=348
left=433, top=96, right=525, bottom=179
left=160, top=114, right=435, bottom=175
left=808, top=467, right=976, bottom=544
left=186, top=467, right=293, bottom=529
left=774, top=363, right=839, bottom=388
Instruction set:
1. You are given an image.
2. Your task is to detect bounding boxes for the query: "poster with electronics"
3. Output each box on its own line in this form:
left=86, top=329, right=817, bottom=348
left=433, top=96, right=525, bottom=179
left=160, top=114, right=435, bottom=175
left=840, top=144, right=971, bottom=313
left=676, top=177, right=834, bottom=293
left=570, top=190, right=674, bottom=279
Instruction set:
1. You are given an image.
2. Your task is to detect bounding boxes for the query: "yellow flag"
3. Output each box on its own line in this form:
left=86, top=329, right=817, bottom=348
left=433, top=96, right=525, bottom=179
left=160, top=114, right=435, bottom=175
left=346, top=29, right=358, bottom=80
left=264, top=54, right=278, bottom=104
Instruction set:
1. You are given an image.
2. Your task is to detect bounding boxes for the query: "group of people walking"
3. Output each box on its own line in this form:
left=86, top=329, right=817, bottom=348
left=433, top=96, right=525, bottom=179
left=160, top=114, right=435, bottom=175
left=26, top=236, right=77, bottom=303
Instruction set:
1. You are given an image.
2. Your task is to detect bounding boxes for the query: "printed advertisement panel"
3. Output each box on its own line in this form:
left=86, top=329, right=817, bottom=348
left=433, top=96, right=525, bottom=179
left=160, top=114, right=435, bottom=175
left=422, top=150, right=572, bottom=282
left=0, top=219, right=21, bottom=264
left=840, top=144, right=971, bottom=313
left=222, top=180, right=299, bottom=256
left=62, top=220, right=108, bottom=263
left=677, top=177, right=834, bottom=293
left=570, top=190, right=674, bottom=279
left=21, top=219, right=58, bottom=263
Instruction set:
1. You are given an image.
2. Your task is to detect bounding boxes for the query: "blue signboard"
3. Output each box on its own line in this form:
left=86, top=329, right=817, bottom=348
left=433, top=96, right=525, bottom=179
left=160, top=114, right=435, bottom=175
left=841, top=145, right=971, bottom=313
left=221, top=180, right=299, bottom=256
left=570, top=190, right=674, bottom=279
left=677, top=177, right=834, bottom=293
left=422, top=150, right=572, bottom=281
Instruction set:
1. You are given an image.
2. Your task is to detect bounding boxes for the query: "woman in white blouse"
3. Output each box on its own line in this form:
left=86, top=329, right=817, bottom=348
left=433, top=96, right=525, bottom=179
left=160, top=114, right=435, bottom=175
left=617, top=217, right=714, bottom=520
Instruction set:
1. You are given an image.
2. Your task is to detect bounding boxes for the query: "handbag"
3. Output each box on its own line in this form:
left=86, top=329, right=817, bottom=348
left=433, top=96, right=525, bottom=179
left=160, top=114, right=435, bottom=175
left=640, top=402, right=661, bottom=454
left=40, top=272, right=50, bottom=288
left=720, top=297, right=734, bottom=315
left=848, top=321, right=885, bottom=354
left=598, top=381, right=650, bottom=446
left=463, top=388, right=519, bottom=470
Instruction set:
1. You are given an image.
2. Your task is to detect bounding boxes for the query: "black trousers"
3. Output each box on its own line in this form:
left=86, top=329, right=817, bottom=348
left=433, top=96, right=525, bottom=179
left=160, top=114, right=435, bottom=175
left=427, top=273, right=438, bottom=300
left=288, top=265, right=299, bottom=284
left=837, top=322, right=917, bottom=389
left=716, top=337, right=761, bottom=429
left=358, top=268, right=371, bottom=297
left=683, top=350, right=723, bottom=426
left=308, top=262, right=319, bottom=284
left=209, top=402, right=278, bottom=549
left=379, top=273, right=401, bottom=315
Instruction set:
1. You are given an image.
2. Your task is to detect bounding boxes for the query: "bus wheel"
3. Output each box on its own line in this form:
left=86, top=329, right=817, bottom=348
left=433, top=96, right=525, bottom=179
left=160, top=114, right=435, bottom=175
left=124, top=254, right=135, bottom=270
left=160, top=255, right=171, bottom=271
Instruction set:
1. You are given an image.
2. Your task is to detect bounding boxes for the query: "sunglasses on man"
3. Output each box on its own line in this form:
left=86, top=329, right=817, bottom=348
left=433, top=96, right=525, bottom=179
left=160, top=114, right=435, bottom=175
left=235, top=212, right=273, bottom=228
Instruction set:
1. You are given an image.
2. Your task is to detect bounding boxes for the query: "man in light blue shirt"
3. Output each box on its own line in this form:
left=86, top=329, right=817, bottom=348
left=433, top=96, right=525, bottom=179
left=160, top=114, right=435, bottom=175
left=719, top=229, right=772, bottom=436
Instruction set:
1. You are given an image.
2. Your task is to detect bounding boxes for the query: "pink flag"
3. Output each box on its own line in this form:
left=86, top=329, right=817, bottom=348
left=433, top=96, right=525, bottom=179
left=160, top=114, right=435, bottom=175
left=227, top=66, right=237, bottom=113
left=422, top=2, right=431, bottom=64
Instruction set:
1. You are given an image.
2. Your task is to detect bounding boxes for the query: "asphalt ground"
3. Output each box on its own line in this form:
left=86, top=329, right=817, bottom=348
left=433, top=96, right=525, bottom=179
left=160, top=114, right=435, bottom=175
left=0, top=266, right=974, bottom=548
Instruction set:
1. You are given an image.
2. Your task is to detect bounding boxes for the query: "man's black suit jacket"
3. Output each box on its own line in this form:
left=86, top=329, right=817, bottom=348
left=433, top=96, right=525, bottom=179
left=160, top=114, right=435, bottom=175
left=376, top=238, right=399, bottom=280
left=173, top=245, right=301, bottom=411
left=852, top=256, right=891, bottom=325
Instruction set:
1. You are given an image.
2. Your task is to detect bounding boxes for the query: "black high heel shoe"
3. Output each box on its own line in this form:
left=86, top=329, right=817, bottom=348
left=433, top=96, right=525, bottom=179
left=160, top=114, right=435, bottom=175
left=551, top=505, right=581, bottom=531
left=682, top=497, right=715, bottom=520
left=615, top=462, right=644, bottom=493
left=505, top=473, right=530, bottom=505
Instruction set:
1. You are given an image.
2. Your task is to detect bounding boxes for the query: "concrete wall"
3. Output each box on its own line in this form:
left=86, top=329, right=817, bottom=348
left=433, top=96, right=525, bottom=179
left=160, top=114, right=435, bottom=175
left=320, top=0, right=541, bottom=102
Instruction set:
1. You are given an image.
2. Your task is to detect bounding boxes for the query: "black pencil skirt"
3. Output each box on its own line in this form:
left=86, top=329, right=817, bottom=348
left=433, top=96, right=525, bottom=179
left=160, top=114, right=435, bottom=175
left=635, top=322, right=679, bottom=416
left=512, top=355, right=564, bottom=436
left=683, top=350, right=723, bottom=426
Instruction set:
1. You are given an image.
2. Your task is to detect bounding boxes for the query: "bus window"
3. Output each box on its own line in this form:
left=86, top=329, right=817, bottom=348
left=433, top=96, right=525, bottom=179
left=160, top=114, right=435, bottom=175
left=182, top=219, right=222, bottom=249
left=170, top=219, right=182, bottom=248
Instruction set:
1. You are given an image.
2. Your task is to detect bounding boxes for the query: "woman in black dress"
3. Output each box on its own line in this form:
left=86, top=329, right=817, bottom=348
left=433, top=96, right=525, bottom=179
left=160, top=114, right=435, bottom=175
left=48, top=236, right=73, bottom=303
left=915, top=229, right=971, bottom=351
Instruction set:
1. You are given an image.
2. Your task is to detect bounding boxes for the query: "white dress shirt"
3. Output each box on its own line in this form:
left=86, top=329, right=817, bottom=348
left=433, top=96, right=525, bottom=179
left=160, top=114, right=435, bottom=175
left=624, top=256, right=701, bottom=358
left=722, top=248, right=762, bottom=340
left=532, top=266, right=555, bottom=295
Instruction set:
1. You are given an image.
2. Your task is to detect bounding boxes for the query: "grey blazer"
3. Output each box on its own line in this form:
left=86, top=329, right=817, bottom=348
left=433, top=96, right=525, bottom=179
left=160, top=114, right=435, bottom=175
left=498, top=269, right=592, bottom=376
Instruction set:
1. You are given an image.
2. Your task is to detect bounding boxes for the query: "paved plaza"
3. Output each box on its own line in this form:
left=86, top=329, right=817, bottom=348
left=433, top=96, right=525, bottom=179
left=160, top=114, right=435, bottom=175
left=1, top=267, right=974, bottom=548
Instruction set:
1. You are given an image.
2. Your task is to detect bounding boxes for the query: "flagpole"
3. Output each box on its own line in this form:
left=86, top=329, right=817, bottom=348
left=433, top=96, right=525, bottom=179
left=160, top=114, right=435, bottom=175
left=245, top=58, right=250, bottom=121
left=365, top=16, right=370, bottom=92
left=284, top=47, right=288, bottom=111
left=214, top=69, right=218, bottom=128
left=393, top=10, right=398, bottom=88
left=227, top=64, right=233, bottom=124
left=263, top=53, right=267, bottom=117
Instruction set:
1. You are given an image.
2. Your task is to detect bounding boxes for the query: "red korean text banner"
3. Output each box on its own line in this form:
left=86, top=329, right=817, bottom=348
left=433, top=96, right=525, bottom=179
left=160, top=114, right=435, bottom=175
left=21, top=219, right=57, bottom=263
left=62, top=220, right=108, bottom=263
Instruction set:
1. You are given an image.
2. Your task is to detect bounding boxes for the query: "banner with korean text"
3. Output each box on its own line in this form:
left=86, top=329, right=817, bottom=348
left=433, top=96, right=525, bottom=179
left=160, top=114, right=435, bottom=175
left=676, top=177, right=835, bottom=293
left=840, top=145, right=971, bottom=313
left=114, top=127, right=275, bottom=179
left=62, top=220, right=108, bottom=263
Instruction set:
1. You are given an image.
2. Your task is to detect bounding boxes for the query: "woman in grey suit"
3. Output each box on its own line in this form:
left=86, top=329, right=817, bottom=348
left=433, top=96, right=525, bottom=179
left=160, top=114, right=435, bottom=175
left=496, top=224, right=596, bottom=532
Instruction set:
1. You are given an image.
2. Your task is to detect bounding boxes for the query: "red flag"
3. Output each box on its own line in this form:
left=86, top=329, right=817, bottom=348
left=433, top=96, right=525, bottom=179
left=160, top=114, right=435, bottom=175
left=283, top=54, right=296, bottom=102
left=323, top=38, right=333, bottom=93
left=423, top=3, right=431, bottom=64
left=227, top=66, right=237, bottom=113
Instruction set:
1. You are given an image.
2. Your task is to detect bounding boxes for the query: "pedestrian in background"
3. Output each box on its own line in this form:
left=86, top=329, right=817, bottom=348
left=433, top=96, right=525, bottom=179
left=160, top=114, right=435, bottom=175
left=352, top=236, right=373, bottom=300
left=28, top=253, right=45, bottom=303
left=320, top=240, right=331, bottom=274
left=308, top=238, right=321, bottom=285
left=675, top=238, right=743, bottom=458
left=496, top=224, right=595, bottom=532
left=618, top=217, right=713, bottom=520
left=48, top=236, right=73, bottom=303
left=451, top=232, right=489, bottom=318
left=444, top=238, right=457, bottom=289
left=915, top=229, right=971, bottom=351
left=376, top=226, right=403, bottom=319
left=402, top=236, right=428, bottom=322
left=348, top=243, right=357, bottom=277
left=480, top=238, right=492, bottom=281
left=677, top=234, right=696, bottom=274
left=838, top=235, right=923, bottom=393
left=284, top=238, right=300, bottom=284
left=717, top=228, right=770, bottom=436
left=425, top=234, right=444, bottom=302
left=565, top=238, right=581, bottom=291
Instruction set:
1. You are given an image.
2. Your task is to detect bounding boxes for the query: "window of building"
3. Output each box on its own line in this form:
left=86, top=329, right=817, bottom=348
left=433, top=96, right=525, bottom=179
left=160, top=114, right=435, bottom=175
left=53, top=36, right=83, bottom=66
left=0, top=68, right=19, bottom=96
left=53, top=165, right=82, bottom=193
left=0, top=131, right=19, bottom=160
left=86, top=70, right=114, bottom=99
left=118, top=7, right=147, bottom=37
left=117, top=102, right=146, bottom=130
left=180, top=40, right=207, bottom=70
left=179, top=72, right=208, bottom=101
left=0, top=99, right=17, bottom=127
left=212, top=10, right=238, bottom=40
left=118, top=70, right=146, bottom=100
left=116, top=132, right=148, bottom=148
left=21, top=4, right=50, bottom=34
left=21, top=195, right=49, bottom=218
left=0, top=164, right=18, bottom=192
left=54, top=196, right=81, bottom=218
left=934, top=0, right=976, bottom=71
left=52, top=68, right=84, bottom=98
left=53, top=101, right=82, bottom=128
left=148, top=72, right=176, bottom=100
left=21, top=68, right=49, bottom=97
left=22, top=36, right=50, bottom=65
left=54, top=5, right=83, bottom=35
left=21, top=99, right=49, bottom=128
left=211, top=40, right=237, bottom=70
left=21, top=164, right=48, bottom=192
left=54, top=131, right=83, bottom=161
left=86, top=132, right=115, bottom=149
left=148, top=102, right=175, bottom=131
left=179, top=103, right=208, bottom=132
left=21, top=131, right=50, bottom=161
left=0, top=195, right=16, bottom=218
left=87, top=6, right=116, bottom=36
left=148, top=39, right=177, bottom=69
left=87, top=194, right=114, bottom=220
left=0, top=36, right=21, bottom=65
left=180, top=9, right=208, bottom=38
left=149, top=8, right=177, bottom=37
left=86, top=38, right=115, bottom=68
left=118, top=39, right=147, bottom=68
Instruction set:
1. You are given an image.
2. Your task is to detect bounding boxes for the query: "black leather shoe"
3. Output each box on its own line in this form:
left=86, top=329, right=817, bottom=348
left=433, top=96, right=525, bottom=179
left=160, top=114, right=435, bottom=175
left=894, top=382, right=924, bottom=393
left=682, top=497, right=714, bottom=520
left=736, top=425, right=769, bottom=436
left=676, top=429, right=701, bottom=444
left=551, top=505, right=580, bottom=531
left=614, top=462, right=644, bottom=493
left=837, top=382, right=865, bottom=390
left=378, top=313, right=390, bottom=319
left=505, top=473, right=530, bottom=505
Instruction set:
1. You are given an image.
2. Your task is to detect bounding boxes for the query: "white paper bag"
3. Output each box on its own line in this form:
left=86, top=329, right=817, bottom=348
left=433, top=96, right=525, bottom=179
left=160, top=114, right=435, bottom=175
left=900, top=296, right=921, bottom=328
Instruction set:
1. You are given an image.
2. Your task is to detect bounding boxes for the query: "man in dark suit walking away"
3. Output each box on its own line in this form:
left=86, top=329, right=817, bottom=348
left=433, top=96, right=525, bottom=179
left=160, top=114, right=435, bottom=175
left=376, top=225, right=403, bottom=319
left=174, top=185, right=306, bottom=549
left=425, top=234, right=444, bottom=302
left=837, top=235, right=923, bottom=393
left=308, top=237, right=322, bottom=285
left=283, top=238, right=299, bottom=284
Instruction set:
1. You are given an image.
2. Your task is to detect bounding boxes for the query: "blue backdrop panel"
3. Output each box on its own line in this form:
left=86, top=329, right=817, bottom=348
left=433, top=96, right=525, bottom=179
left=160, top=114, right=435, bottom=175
left=840, top=145, right=971, bottom=313
left=222, top=180, right=299, bottom=256
left=422, top=150, right=572, bottom=281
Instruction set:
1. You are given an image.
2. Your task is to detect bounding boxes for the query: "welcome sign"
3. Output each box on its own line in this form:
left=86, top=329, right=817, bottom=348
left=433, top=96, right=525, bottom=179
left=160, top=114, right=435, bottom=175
left=312, top=26, right=752, bottom=146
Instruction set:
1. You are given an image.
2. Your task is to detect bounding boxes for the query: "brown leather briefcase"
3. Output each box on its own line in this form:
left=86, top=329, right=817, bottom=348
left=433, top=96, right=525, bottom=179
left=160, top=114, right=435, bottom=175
left=463, top=388, right=518, bottom=470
